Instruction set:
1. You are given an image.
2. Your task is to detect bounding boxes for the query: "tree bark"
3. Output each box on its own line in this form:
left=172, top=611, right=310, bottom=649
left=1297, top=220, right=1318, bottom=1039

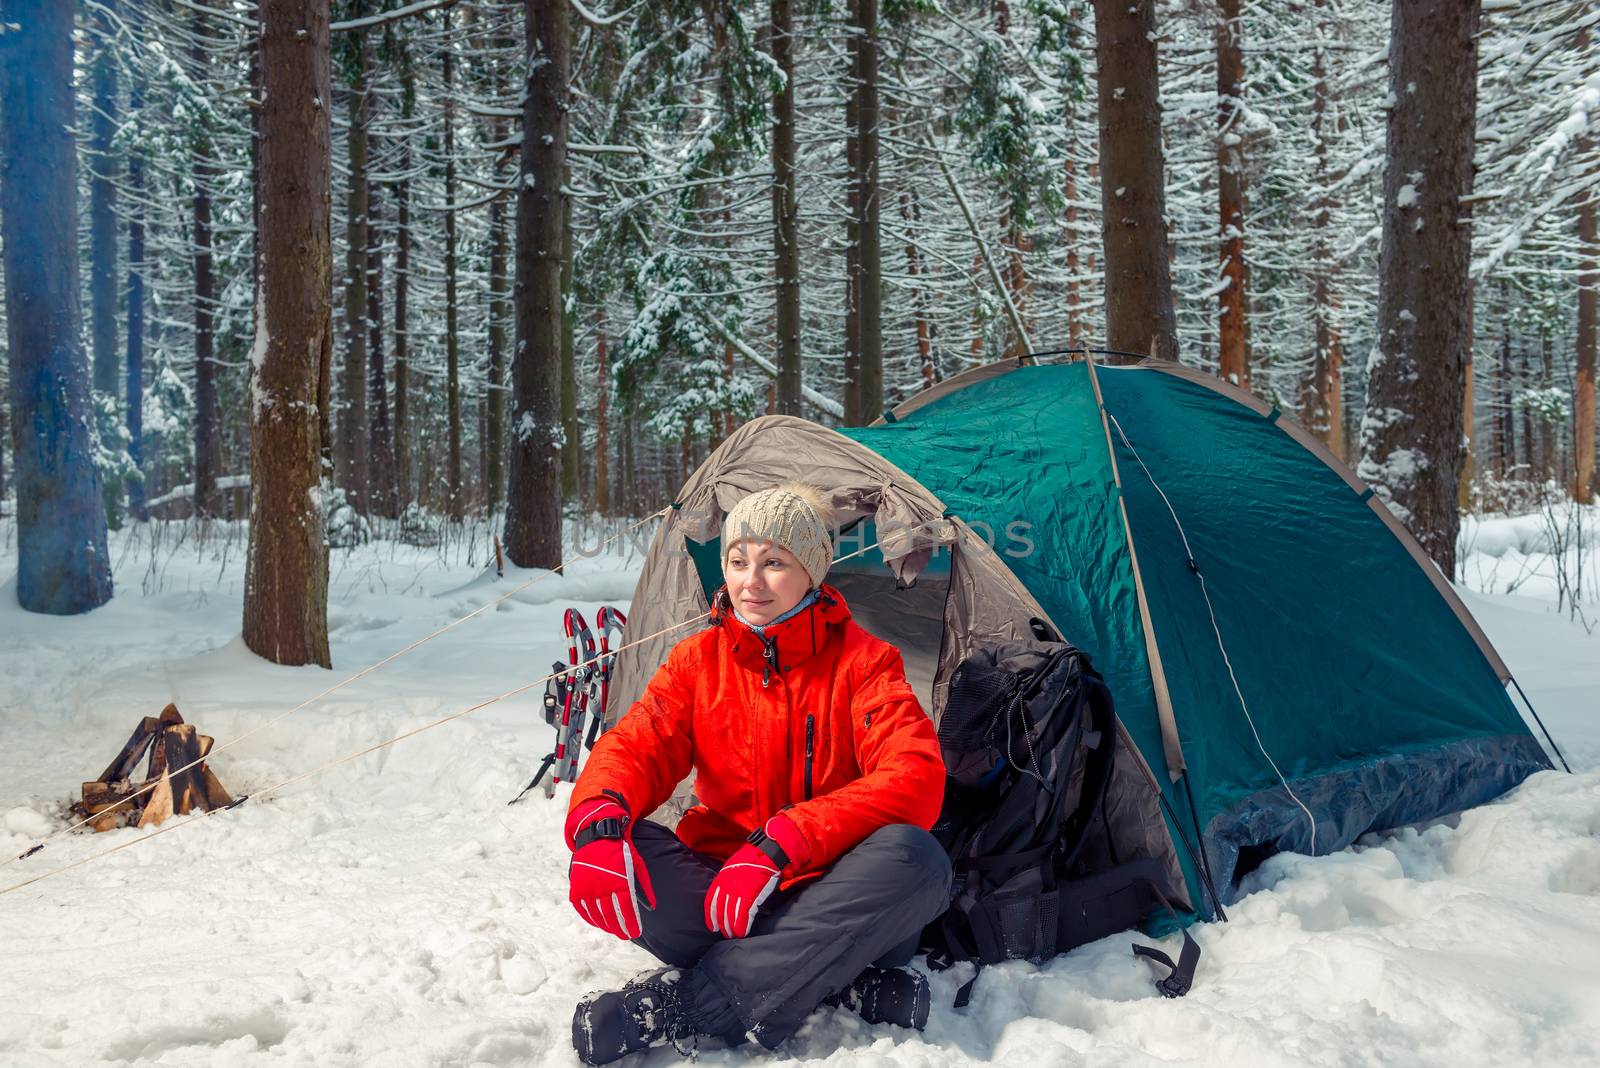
left=900, top=186, right=935, bottom=389
left=1357, top=0, right=1479, bottom=575
left=127, top=64, right=148, bottom=522
left=394, top=53, right=414, bottom=511
left=1307, top=0, right=1344, bottom=457
left=1090, top=0, right=1178, bottom=361
left=487, top=162, right=509, bottom=515
left=1065, top=100, right=1083, bottom=351
left=341, top=11, right=371, bottom=512
left=560, top=180, right=579, bottom=499
left=245, top=0, right=332, bottom=668
left=844, top=32, right=861, bottom=426
left=366, top=152, right=397, bottom=518
left=771, top=0, right=801, bottom=415
left=853, top=0, right=882, bottom=421
left=1216, top=0, right=1249, bottom=388
left=503, top=0, right=567, bottom=568
left=0, top=0, right=114, bottom=613
left=1496, top=293, right=1514, bottom=476
left=89, top=0, right=120, bottom=399
left=1578, top=192, right=1597, bottom=503
left=1576, top=29, right=1597, bottom=504
left=595, top=306, right=609, bottom=514
left=443, top=24, right=463, bottom=521
left=190, top=6, right=220, bottom=519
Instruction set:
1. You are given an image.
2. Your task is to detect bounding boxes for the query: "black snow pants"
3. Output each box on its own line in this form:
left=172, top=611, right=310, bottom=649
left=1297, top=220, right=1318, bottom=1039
left=629, top=819, right=953, bottom=1048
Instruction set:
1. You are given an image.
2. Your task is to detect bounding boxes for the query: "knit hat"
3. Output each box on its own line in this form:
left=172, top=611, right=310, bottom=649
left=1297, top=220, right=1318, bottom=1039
left=721, top=483, right=834, bottom=587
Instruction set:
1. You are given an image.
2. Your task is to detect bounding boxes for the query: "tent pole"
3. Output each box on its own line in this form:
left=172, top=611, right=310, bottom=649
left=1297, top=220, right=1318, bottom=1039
left=1509, top=676, right=1572, bottom=773
left=1175, top=775, right=1228, bottom=922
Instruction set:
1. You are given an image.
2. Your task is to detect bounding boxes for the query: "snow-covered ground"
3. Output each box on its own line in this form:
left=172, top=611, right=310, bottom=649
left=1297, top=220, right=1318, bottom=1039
left=1, top=511, right=1597, bottom=1067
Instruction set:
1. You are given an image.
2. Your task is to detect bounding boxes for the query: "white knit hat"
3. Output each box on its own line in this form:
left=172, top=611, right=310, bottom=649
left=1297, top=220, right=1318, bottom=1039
left=721, top=483, right=834, bottom=587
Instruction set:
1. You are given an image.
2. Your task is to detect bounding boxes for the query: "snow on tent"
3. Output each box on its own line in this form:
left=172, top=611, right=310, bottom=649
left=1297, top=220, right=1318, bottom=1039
left=608, top=355, right=1559, bottom=930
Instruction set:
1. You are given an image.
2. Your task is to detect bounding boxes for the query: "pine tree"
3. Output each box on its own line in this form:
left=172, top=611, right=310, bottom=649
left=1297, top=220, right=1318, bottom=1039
left=504, top=0, right=569, bottom=568
left=1091, top=0, right=1177, bottom=361
left=0, top=0, right=114, bottom=614
left=1359, top=0, right=1481, bottom=574
left=244, top=0, right=333, bottom=668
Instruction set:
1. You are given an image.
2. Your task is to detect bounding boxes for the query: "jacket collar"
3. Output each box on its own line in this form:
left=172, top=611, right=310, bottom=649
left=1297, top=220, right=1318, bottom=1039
left=713, top=583, right=852, bottom=683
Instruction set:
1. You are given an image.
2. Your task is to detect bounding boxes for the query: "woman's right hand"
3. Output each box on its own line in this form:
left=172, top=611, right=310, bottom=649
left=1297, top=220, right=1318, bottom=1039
left=565, top=793, right=656, bottom=940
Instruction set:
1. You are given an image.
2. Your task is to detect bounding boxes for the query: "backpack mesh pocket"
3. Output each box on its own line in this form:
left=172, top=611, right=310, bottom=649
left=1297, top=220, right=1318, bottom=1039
left=967, top=867, right=1058, bottom=964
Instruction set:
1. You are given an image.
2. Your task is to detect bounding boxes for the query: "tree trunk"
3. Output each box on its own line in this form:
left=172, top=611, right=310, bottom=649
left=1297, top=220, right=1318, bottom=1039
left=1520, top=346, right=1536, bottom=474
left=191, top=7, right=220, bottom=519
left=1065, top=103, right=1083, bottom=351
left=394, top=59, right=414, bottom=511
left=899, top=186, right=935, bottom=389
left=1090, top=0, right=1178, bottom=361
left=245, top=0, right=332, bottom=668
left=1576, top=29, right=1597, bottom=504
left=1004, top=211, right=1031, bottom=360
left=844, top=34, right=861, bottom=427
left=127, top=65, right=148, bottom=523
left=487, top=163, right=509, bottom=515
left=1307, top=0, right=1344, bottom=457
left=1216, top=0, right=1249, bottom=388
left=341, top=13, right=371, bottom=513
left=1491, top=295, right=1504, bottom=476
left=89, top=0, right=120, bottom=398
left=623, top=406, right=636, bottom=513
left=560, top=180, right=579, bottom=500
left=1539, top=332, right=1553, bottom=482
left=854, top=0, right=882, bottom=420
left=771, top=0, right=801, bottom=415
left=595, top=306, right=609, bottom=514
left=1459, top=345, right=1475, bottom=507
left=504, top=0, right=567, bottom=568
left=0, top=0, right=113, bottom=613
left=1358, top=0, right=1479, bottom=575
left=366, top=154, right=397, bottom=519
left=443, top=26, right=463, bottom=521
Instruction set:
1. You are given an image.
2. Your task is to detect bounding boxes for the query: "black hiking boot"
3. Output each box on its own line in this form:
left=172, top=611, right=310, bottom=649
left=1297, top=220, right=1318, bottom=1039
left=825, top=966, right=931, bottom=1030
left=572, top=967, right=697, bottom=1065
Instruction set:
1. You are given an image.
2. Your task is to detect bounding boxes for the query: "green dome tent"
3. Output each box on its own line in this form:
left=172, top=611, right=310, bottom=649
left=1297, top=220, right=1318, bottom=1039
left=610, top=355, right=1560, bottom=925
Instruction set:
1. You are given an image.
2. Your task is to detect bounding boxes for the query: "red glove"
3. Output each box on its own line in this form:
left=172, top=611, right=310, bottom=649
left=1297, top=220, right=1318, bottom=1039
left=566, top=792, right=656, bottom=940
left=705, top=813, right=811, bottom=938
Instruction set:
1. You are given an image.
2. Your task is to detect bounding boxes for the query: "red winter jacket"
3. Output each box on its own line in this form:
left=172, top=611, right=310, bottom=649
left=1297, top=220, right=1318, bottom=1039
left=569, top=584, right=945, bottom=886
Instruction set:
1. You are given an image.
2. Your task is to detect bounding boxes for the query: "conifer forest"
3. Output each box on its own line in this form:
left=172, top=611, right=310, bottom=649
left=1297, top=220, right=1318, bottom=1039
left=0, top=0, right=1595, bottom=664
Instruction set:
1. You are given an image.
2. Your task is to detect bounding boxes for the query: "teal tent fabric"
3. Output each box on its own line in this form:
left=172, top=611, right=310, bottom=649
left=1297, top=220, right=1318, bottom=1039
left=846, top=361, right=1552, bottom=915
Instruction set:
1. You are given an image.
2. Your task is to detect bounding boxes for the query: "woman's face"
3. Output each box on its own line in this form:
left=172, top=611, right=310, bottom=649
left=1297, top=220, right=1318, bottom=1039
left=724, top=539, right=811, bottom=626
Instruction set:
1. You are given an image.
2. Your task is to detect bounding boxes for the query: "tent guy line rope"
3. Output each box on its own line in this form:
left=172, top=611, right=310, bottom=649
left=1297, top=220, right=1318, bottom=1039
left=0, top=534, right=894, bottom=902
left=0, top=617, right=703, bottom=901
left=8, top=508, right=672, bottom=867
left=1106, top=411, right=1320, bottom=857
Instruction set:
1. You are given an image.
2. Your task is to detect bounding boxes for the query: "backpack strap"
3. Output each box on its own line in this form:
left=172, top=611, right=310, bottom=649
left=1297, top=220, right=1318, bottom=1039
left=1132, top=934, right=1199, bottom=998
left=953, top=962, right=984, bottom=1008
left=957, top=839, right=1056, bottom=872
left=1129, top=878, right=1202, bottom=998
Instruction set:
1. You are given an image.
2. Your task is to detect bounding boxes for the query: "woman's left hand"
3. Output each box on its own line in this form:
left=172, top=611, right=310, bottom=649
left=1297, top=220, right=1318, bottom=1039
left=704, top=814, right=808, bottom=938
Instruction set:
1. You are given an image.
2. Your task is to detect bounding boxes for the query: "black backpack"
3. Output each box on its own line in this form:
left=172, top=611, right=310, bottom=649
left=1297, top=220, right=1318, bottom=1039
left=921, top=641, right=1199, bottom=1005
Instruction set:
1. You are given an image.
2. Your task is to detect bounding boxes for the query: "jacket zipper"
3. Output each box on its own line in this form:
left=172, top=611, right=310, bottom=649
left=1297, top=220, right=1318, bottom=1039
left=804, top=714, right=815, bottom=801
left=762, top=636, right=778, bottom=687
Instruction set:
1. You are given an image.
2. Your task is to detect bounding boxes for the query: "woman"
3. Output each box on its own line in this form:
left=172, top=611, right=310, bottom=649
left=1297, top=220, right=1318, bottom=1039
left=563, top=484, right=952, bottom=1064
